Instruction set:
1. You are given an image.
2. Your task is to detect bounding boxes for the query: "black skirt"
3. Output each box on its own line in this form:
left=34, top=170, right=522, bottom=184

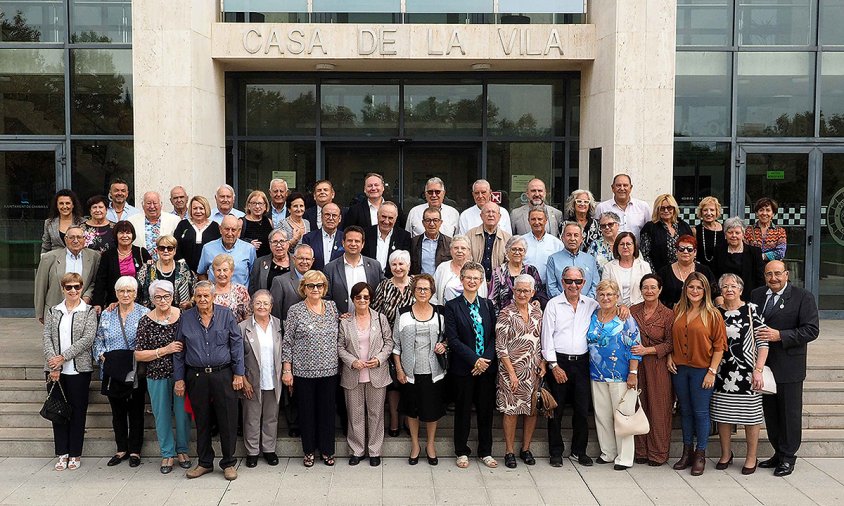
left=399, top=374, right=445, bottom=422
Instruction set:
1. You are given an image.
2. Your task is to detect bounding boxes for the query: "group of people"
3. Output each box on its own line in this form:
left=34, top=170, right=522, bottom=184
left=37, top=172, right=818, bottom=481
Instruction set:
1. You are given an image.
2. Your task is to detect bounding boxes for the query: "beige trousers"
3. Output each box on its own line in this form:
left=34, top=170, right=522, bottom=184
left=344, top=382, right=387, bottom=457
left=591, top=381, right=637, bottom=467
left=242, top=388, right=279, bottom=455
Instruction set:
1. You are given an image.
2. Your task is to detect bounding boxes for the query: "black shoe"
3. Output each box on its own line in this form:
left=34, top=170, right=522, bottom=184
left=370, top=457, right=381, bottom=467
left=519, top=450, right=535, bottom=466
left=504, top=453, right=517, bottom=469
left=177, top=454, right=192, bottom=469
left=288, top=429, right=301, bottom=438
left=634, top=457, right=648, bottom=465
left=571, top=453, right=593, bottom=466
left=426, top=454, right=438, bottom=466
left=349, top=455, right=363, bottom=466
left=715, top=451, right=734, bottom=470
left=614, top=464, right=631, bottom=471
left=774, top=462, right=794, bottom=477
left=160, top=464, right=172, bottom=474
left=759, top=456, right=780, bottom=469
left=549, top=456, right=564, bottom=467
left=245, top=455, right=258, bottom=468
left=408, top=454, right=419, bottom=466
left=596, top=457, right=612, bottom=465
left=107, top=453, right=129, bottom=467
left=264, top=452, right=279, bottom=466
left=388, top=428, right=400, bottom=437
left=129, top=455, right=141, bottom=467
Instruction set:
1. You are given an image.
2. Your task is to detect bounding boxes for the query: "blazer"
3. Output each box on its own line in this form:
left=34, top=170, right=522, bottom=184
left=640, top=219, right=694, bottom=272
left=42, top=303, right=98, bottom=373
left=270, top=271, right=303, bottom=322
left=127, top=213, right=181, bottom=250
left=467, top=225, right=512, bottom=267
left=601, top=257, right=653, bottom=305
left=249, top=254, right=290, bottom=295
left=173, top=219, right=221, bottom=272
left=444, top=295, right=497, bottom=377
left=343, top=199, right=407, bottom=231
left=337, top=308, right=394, bottom=389
left=362, top=225, right=413, bottom=277
left=239, top=316, right=283, bottom=405
left=41, top=217, right=85, bottom=254
left=511, top=203, right=564, bottom=236
left=749, top=283, right=819, bottom=383
left=34, top=248, right=101, bottom=321
left=92, top=246, right=152, bottom=307
left=301, top=228, right=344, bottom=270
left=324, top=255, right=385, bottom=314
left=409, top=233, right=452, bottom=275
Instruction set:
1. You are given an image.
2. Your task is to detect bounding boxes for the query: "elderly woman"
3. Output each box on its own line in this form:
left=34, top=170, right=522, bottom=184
left=212, top=253, right=252, bottom=323
left=338, top=282, right=394, bottom=466
left=668, top=272, right=727, bottom=475
left=93, top=220, right=152, bottom=309
left=174, top=195, right=221, bottom=273
left=282, top=270, right=340, bottom=467
left=279, top=192, right=311, bottom=249
left=489, top=236, right=547, bottom=313
left=656, top=235, right=716, bottom=309
left=640, top=194, right=693, bottom=273
left=564, top=189, right=599, bottom=252
left=587, top=279, right=642, bottom=470
left=393, top=274, right=447, bottom=466
left=629, top=274, right=674, bottom=466
left=714, top=217, right=765, bottom=299
left=249, top=228, right=291, bottom=295
left=745, top=197, right=787, bottom=262
left=587, top=212, right=621, bottom=275
left=134, top=280, right=191, bottom=474
left=43, top=272, right=98, bottom=471
left=712, top=273, right=769, bottom=475
left=602, top=232, right=652, bottom=306
left=239, top=290, right=283, bottom=468
left=693, top=196, right=724, bottom=271
left=433, top=235, right=487, bottom=304
left=42, top=189, right=85, bottom=253
left=495, top=274, right=545, bottom=469
left=240, top=190, right=274, bottom=258
left=82, top=195, right=115, bottom=253
left=137, top=234, right=196, bottom=309
left=94, top=276, right=150, bottom=468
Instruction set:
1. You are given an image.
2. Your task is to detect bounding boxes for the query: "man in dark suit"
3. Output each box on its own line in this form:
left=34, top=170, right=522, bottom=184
left=303, top=179, right=336, bottom=230
left=410, top=206, right=452, bottom=275
left=444, top=261, right=498, bottom=467
left=343, top=173, right=406, bottom=230
left=324, top=226, right=385, bottom=314
left=301, top=202, right=344, bottom=270
left=362, top=202, right=412, bottom=277
left=751, top=260, right=819, bottom=477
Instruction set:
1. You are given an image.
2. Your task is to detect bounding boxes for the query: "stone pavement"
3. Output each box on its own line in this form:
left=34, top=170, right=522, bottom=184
left=1, top=456, right=842, bottom=505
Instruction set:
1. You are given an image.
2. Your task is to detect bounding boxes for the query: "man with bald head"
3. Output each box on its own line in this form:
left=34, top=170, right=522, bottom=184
left=510, top=178, right=563, bottom=236
left=211, top=184, right=245, bottom=224
left=197, top=215, right=256, bottom=286
left=128, top=191, right=181, bottom=261
left=458, top=179, right=512, bottom=235
left=301, top=202, right=345, bottom=270
left=467, top=202, right=511, bottom=281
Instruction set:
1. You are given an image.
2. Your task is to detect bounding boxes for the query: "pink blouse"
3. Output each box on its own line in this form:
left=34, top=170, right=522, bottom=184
left=118, top=254, right=136, bottom=276
left=357, top=323, right=371, bottom=383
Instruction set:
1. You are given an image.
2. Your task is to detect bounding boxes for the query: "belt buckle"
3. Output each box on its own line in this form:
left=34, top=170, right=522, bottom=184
left=204, top=366, right=213, bottom=373
left=567, top=355, right=578, bottom=361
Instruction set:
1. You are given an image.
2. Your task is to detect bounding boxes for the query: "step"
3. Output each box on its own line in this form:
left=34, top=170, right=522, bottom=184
left=803, top=382, right=844, bottom=404
left=803, top=404, right=844, bottom=429
left=806, top=365, right=844, bottom=382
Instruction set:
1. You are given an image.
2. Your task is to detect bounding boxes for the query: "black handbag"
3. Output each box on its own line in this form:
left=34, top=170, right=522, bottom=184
left=434, top=307, right=449, bottom=371
left=41, top=380, right=73, bottom=424
left=101, top=314, right=140, bottom=399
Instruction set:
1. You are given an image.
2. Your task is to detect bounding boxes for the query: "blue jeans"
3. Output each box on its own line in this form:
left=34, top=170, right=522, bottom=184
left=147, top=377, right=191, bottom=458
left=672, top=366, right=713, bottom=451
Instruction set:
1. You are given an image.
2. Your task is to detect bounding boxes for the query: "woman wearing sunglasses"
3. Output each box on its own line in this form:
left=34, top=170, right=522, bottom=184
left=640, top=194, right=693, bottom=273
left=655, top=235, right=716, bottom=310
left=137, top=235, right=196, bottom=309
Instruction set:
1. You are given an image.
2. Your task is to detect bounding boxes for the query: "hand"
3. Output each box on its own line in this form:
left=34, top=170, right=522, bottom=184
left=282, top=371, right=294, bottom=387
left=508, top=372, right=519, bottom=393
left=552, top=366, right=568, bottom=384
left=396, top=369, right=408, bottom=384
left=242, top=378, right=254, bottom=399
left=472, top=358, right=490, bottom=376
left=702, top=371, right=715, bottom=389
left=630, top=345, right=649, bottom=356
left=714, top=296, right=724, bottom=306
left=47, top=355, right=65, bottom=370
left=232, top=374, right=244, bottom=391
left=626, top=373, right=638, bottom=389
left=106, top=302, right=118, bottom=312
left=49, top=371, right=60, bottom=382
left=531, top=300, right=541, bottom=309
left=538, top=363, right=547, bottom=377
left=751, top=371, right=763, bottom=391
left=364, top=358, right=380, bottom=368
left=93, top=305, right=102, bottom=315
left=339, top=312, right=352, bottom=320
left=167, top=341, right=183, bottom=354
left=667, top=354, right=677, bottom=374
left=758, top=327, right=782, bottom=342
left=616, top=304, right=630, bottom=320
left=99, top=353, right=106, bottom=364
left=174, top=380, right=185, bottom=397
left=251, top=240, right=262, bottom=250
left=352, top=360, right=366, bottom=370
left=434, top=342, right=446, bottom=355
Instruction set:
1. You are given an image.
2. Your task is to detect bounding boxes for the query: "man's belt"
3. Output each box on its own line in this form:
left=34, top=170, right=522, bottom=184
left=188, top=363, right=231, bottom=373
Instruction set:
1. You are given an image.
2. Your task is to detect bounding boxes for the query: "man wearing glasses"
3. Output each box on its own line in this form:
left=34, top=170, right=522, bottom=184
left=35, top=225, right=101, bottom=324
left=546, top=222, right=600, bottom=298
left=593, top=174, right=652, bottom=239
left=405, top=177, right=460, bottom=238
left=301, top=202, right=345, bottom=270
left=410, top=207, right=452, bottom=275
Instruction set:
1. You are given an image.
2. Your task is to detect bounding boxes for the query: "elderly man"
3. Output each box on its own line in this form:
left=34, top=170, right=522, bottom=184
left=467, top=202, right=511, bottom=282
left=34, top=225, right=101, bottom=323
left=593, top=174, right=652, bottom=239
left=750, top=260, right=819, bottom=477
left=105, top=178, right=139, bottom=222
left=410, top=206, right=452, bottom=275
left=211, top=184, right=245, bottom=224
left=344, top=173, right=405, bottom=230
left=268, top=178, right=289, bottom=228
left=511, top=178, right=564, bottom=236
left=522, top=205, right=564, bottom=285
left=324, top=225, right=384, bottom=314
left=458, top=179, right=512, bottom=235
left=405, top=177, right=460, bottom=237
left=362, top=201, right=412, bottom=277
left=169, top=186, right=189, bottom=220
left=304, top=179, right=336, bottom=230
left=541, top=265, right=596, bottom=468
left=301, top=202, right=344, bottom=270
left=197, top=215, right=256, bottom=286
left=128, top=191, right=181, bottom=261
left=173, top=281, right=245, bottom=481
left=547, top=222, right=600, bottom=299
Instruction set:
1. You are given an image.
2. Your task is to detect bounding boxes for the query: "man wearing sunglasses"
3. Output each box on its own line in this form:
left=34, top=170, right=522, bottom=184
left=35, top=225, right=101, bottom=324
left=405, top=177, right=460, bottom=238
left=546, top=222, right=600, bottom=299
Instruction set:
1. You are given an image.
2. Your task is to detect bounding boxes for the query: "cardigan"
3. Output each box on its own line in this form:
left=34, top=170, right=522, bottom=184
left=173, top=219, right=222, bottom=273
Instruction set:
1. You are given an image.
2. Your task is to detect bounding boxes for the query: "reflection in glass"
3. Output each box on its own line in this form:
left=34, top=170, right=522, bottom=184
left=321, top=83, right=399, bottom=136
left=675, top=51, right=731, bottom=137
left=243, top=83, right=317, bottom=136
left=488, top=83, right=562, bottom=137
left=403, top=146, right=479, bottom=212
left=737, top=0, right=814, bottom=46
left=0, top=0, right=65, bottom=42
left=324, top=145, right=400, bottom=208
left=237, top=141, right=316, bottom=205
left=70, top=0, right=131, bottom=43
left=820, top=53, right=844, bottom=137
left=486, top=142, right=554, bottom=210
left=405, top=0, right=492, bottom=23
left=736, top=52, right=814, bottom=137
left=312, top=0, right=400, bottom=23
left=71, top=48, right=133, bottom=135
left=569, top=79, right=580, bottom=137
left=404, top=84, right=483, bottom=136
left=820, top=153, right=844, bottom=309
left=820, top=0, right=844, bottom=45
left=0, top=48, right=65, bottom=135
left=673, top=142, right=731, bottom=219
left=676, top=0, right=732, bottom=46
left=71, top=140, right=133, bottom=203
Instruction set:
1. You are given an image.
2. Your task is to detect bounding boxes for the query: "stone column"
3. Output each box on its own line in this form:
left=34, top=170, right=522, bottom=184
left=579, top=0, right=676, bottom=203
left=131, top=0, right=225, bottom=204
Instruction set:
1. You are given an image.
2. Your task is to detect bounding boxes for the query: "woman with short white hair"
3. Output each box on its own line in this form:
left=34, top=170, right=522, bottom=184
left=433, top=235, right=487, bottom=304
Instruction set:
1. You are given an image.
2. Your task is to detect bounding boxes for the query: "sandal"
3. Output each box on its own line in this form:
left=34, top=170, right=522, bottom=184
left=55, top=455, right=69, bottom=471
left=303, top=454, right=315, bottom=468
left=456, top=455, right=469, bottom=469
left=321, top=454, right=335, bottom=466
left=480, top=456, right=498, bottom=469
left=68, top=457, right=81, bottom=470
left=504, top=453, right=517, bottom=469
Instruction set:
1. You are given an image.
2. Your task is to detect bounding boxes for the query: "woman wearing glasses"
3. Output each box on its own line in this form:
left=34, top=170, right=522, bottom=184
left=601, top=232, right=652, bottom=306
left=488, top=236, right=547, bottom=312
left=137, top=235, right=196, bottom=309
left=656, top=235, right=716, bottom=309
left=587, top=212, right=621, bottom=276
left=212, top=254, right=252, bottom=323
left=564, top=189, right=599, bottom=252
left=240, top=190, right=274, bottom=258
left=248, top=229, right=291, bottom=295
left=640, top=194, right=693, bottom=273
left=282, top=270, right=340, bottom=467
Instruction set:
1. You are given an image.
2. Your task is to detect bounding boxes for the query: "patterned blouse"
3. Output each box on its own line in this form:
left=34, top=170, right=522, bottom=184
left=744, top=222, right=787, bottom=262
left=214, top=283, right=252, bottom=323
left=488, top=263, right=547, bottom=312
left=586, top=311, right=642, bottom=382
left=279, top=217, right=311, bottom=250
left=371, top=277, right=415, bottom=327
left=83, top=222, right=115, bottom=253
left=135, top=314, right=179, bottom=380
left=586, top=238, right=615, bottom=276
left=282, top=300, right=339, bottom=378
left=93, top=304, right=150, bottom=378
left=137, top=259, right=196, bottom=308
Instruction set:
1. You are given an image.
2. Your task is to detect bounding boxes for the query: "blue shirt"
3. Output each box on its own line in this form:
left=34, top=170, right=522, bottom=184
left=522, top=232, right=564, bottom=284
left=421, top=235, right=439, bottom=275
left=106, top=202, right=139, bottom=223
left=173, top=304, right=245, bottom=380
left=586, top=311, right=641, bottom=382
left=210, top=207, right=245, bottom=224
left=197, top=238, right=257, bottom=286
left=546, top=248, right=600, bottom=298
left=271, top=205, right=288, bottom=228
left=93, top=304, right=150, bottom=378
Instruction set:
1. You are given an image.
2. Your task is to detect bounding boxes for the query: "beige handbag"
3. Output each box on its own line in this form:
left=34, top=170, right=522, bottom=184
left=613, top=388, right=650, bottom=437
left=748, top=309, right=777, bottom=395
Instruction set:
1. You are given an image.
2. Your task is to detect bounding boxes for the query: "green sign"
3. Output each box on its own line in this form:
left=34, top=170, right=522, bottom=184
left=767, top=170, right=785, bottom=180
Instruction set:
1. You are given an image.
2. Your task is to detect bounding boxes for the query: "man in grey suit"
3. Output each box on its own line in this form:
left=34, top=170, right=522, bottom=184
left=510, top=178, right=563, bottom=236
left=324, top=226, right=385, bottom=314
left=34, top=225, right=101, bottom=323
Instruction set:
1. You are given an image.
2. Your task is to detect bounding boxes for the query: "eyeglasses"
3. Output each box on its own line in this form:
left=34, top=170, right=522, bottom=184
left=62, top=284, right=81, bottom=292
left=426, top=189, right=443, bottom=195
left=254, top=300, right=272, bottom=307
left=294, top=256, right=314, bottom=262
left=509, top=247, right=526, bottom=254
left=599, top=222, right=617, bottom=229
left=619, top=242, right=634, bottom=248
left=414, top=287, right=431, bottom=293
left=354, top=295, right=370, bottom=301
left=720, top=284, right=740, bottom=291
left=422, top=218, right=441, bottom=224
left=156, top=245, right=175, bottom=252
left=562, top=279, right=585, bottom=285
left=323, top=213, right=340, bottom=219
left=462, top=276, right=483, bottom=282
left=304, top=283, right=325, bottom=290
left=765, top=270, right=787, bottom=278
left=575, top=199, right=590, bottom=206
left=677, top=246, right=695, bottom=253
left=153, top=294, right=172, bottom=302
left=514, top=288, right=532, bottom=295
left=658, top=206, right=674, bottom=212
left=270, top=240, right=288, bottom=246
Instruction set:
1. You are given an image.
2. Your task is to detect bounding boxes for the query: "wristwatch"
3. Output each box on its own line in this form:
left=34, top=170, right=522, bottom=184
left=548, top=362, right=558, bottom=370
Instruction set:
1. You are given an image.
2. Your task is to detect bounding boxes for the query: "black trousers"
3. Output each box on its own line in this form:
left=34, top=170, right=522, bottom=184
left=763, top=381, right=803, bottom=465
left=48, top=372, right=92, bottom=458
left=547, top=353, right=591, bottom=457
left=452, top=369, right=496, bottom=458
left=107, top=376, right=146, bottom=455
left=295, top=375, right=336, bottom=456
left=281, top=385, right=299, bottom=433
left=186, top=367, right=238, bottom=469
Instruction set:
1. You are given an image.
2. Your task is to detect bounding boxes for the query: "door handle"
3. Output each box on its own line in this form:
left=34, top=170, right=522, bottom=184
left=808, top=235, right=813, bottom=246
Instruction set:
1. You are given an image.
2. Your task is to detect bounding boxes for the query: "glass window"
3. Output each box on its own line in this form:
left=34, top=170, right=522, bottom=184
left=321, top=83, right=399, bottom=136
left=820, top=0, right=844, bottom=45
left=324, top=145, right=400, bottom=208
left=403, top=145, right=479, bottom=212
left=237, top=141, right=316, bottom=205
left=70, top=48, right=133, bottom=135
left=0, top=48, right=65, bottom=135
left=312, top=0, right=400, bottom=22
left=224, top=0, right=308, bottom=12
left=499, top=0, right=584, bottom=13
left=673, top=142, right=731, bottom=223
left=737, top=0, right=815, bottom=46
left=0, top=1, right=65, bottom=42
left=569, top=78, right=580, bottom=137
left=70, top=0, right=131, bottom=43
left=243, top=83, right=317, bottom=136
left=405, top=0, right=492, bottom=23
left=675, top=51, right=732, bottom=137
left=819, top=152, right=844, bottom=309
left=736, top=52, right=815, bottom=137
left=70, top=140, right=133, bottom=203
left=404, top=83, right=483, bottom=136
left=488, top=83, right=563, bottom=137
left=676, top=0, right=732, bottom=46
left=487, top=142, right=555, bottom=211
left=820, top=52, right=844, bottom=137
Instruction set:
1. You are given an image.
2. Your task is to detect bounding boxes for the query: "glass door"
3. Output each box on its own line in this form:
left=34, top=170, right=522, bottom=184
left=819, top=149, right=844, bottom=312
left=323, top=144, right=400, bottom=208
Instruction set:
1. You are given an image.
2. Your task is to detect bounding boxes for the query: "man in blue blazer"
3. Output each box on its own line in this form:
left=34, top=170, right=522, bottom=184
left=324, top=226, right=385, bottom=314
left=444, top=261, right=498, bottom=468
left=301, top=202, right=344, bottom=270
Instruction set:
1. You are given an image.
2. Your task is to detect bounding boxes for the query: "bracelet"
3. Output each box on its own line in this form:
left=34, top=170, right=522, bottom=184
left=629, top=370, right=638, bottom=375
left=754, top=367, right=763, bottom=373
left=282, top=370, right=292, bottom=375
left=707, top=367, right=717, bottom=375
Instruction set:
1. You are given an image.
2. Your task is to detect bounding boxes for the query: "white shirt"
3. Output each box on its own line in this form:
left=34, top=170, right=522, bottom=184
left=56, top=301, right=89, bottom=375
left=458, top=206, right=512, bottom=236
left=375, top=228, right=393, bottom=271
left=343, top=255, right=366, bottom=298
left=764, top=283, right=788, bottom=312
left=65, top=249, right=83, bottom=274
left=322, top=229, right=338, bottom=261
left=522, top=232, right=564, bottom=284
left=253, top=318, right=276, bottom=391
left=405, top=203, right=460, bottom=238
left=368, top=199, right=382, bottom=226
left=541, top=294, right=598, bottom=360
left=594, top=198, right=652, bottom=239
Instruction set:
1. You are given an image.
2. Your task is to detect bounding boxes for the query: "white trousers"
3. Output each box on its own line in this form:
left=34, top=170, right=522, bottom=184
left=591, top=381, right=636, bottom=467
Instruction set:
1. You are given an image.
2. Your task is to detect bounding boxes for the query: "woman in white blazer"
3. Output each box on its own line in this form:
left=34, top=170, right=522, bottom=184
left=601, top=232, right=652, bottom=306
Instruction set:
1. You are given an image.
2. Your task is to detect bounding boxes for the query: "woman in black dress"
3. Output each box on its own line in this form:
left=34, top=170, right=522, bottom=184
left=240, top=190, right=274, bottom=258
left=173, top=195, right=221, bottom=273
left=693, top=196, right=724, bottom=272
left=640, top=194, right=693, bottom=273
left=656, top=234, right=715, bottom=309
left=713, top=217, right=765, bottom=301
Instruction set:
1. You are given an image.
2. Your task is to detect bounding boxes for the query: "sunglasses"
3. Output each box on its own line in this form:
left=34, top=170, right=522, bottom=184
left=304, top=283, right=325, bottom=290
left=426, top=189, right=443, bottom=195
left=563, top=279, right=585, bottom=285
left=599, top=222, right=617, bottom=229
left=658, top=206, right=674, bottom=212
left=575, top=199, right=590, bottom=206
left=677, top=246, right=695, bottom=253
left=156, top=245, right=175, bottom=252
left=354, top=295, right=370, bottom=301
left=63, top=284, right=82, bottom=292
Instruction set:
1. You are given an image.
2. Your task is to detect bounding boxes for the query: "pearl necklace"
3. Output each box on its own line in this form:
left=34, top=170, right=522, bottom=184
left=701, top=226, right=717, bottom=263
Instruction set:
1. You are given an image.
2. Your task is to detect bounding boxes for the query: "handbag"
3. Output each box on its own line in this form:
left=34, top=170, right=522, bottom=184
left=431, top=306, right=450, bottom=371
left=101, top=313, right=140, bottom=399
left=748, top=307, right=777, bottom=395
left=613, top=388, right=650, bottom=437
left=530, top=377, right=558, bottom=418
left=41, top=380, right=73, bottom=424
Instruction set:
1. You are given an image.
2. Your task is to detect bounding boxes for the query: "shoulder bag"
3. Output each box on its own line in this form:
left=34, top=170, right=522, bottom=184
left=748, top=305, right=776, bottom=395
left=614, top=388, right=650, bottom=437
left=41, top=380, right=73, bottom=424
left=530, top=377, right=558, bottom=418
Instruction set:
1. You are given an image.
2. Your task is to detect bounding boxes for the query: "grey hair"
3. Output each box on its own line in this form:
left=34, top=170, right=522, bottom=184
left=268, top=178, right=287, bottom=189
left=562, top=221, right=584, bottom=234
left=114, top=276, right=138, bottom=292
left=216, top=184, right=235, bottom=196
left=268, top=228, right=288, bottom=242
left=425, top=177, right=445, bottom=192
left=472, top=179, right=491, bottom=191
left=723, top=216, right=745, bottom=233
left=142, top=191, right=162, bottom=202
left=718, top=273, right=745, bottom=292
left=194, top=280, right=216, bottom=296
left=527, top=205, right=548, bottom=220
left=505, top=235, right=528, bottom=254
left=514, top=273, right=536, bottom=290
left=293, top=243, right=313, bottom=256
left=252, top=289, right=272, bottom=305
left=562, top=265, right=585, bottom=279
left=380, top=200, right=399, bottom=213
left=451, top=234, right=471, bottom=249
left=388, top=249, right=411, bottom=265
left=598, top=211, right=621, bottom=224
left=564, top=189, right=597, bottom=216
left=149, top=279, right=174, bottom=296
left=460, top=261, right=485, bottom=278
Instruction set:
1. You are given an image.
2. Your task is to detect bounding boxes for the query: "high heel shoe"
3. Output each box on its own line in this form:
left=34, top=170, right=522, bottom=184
left=388, top=428, right=400, bottom=437
left=742, top=459, right=758, bottom=475
left=408, top=447, right=420, bottom=465
left=715, top=451, right=733, bottom=470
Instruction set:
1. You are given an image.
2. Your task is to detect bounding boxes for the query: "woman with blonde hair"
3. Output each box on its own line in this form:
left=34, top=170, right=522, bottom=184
left=640, top=194, right=693, bottom=273
left=174, top=195, right=221, bottom=273
left=137, top=234, right=196, bottom=309
left=240, top=190, right=274, bottom=258
left=563, top=189, right=599, bottom=252
left=433, top=235, right=487, bottom=304
left=693, top=196, right=724, bottom=271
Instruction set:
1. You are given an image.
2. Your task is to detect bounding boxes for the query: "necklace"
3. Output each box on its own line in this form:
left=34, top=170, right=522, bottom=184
left=152, top=308, right=171, bottom=324
left=701, top=226, right=717, bottom=263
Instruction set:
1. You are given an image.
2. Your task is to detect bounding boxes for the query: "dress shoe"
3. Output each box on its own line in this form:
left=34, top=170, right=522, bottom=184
left=388, top=428, right=400, bottom=437
left=349, top=455, right=363, bottom=466
left=715, top=451, right=734, bottom=470
left=186, top=465, right=213, bottom=479
left=224, top=466, right=238, bottom=481
left=408, top=455, right=419, bottom=465
left=759, top=456, right=780, bottom=469
left=288, top=429, right=301, bottom=438
left=177, top=454, right=192, bottom=469
left=614, top=464, right=630, bottom=471
left=426, top=454, right=438, bottom=466
left=264, top=452, right=279, bottom=466
left=595, top=457, right=612, bottom=465
left=673, top=444, right=693, bottom=470
left=160, top=458, right=173, bottom=474
left=519, top=449, right=535, bottom=465
left=690, top=449, right=706, bottom=476
left=504, top=453, right=517, bottom=468
left=634, top=457, right=648, bottom=465
left=549, top=456, right=564, bottom=467
left=245, top=455, right=258, bottom=468
left=742, top=459, right=758, bottom=475
left=107, top=453, right=129, bottom=467
left=774, top=462, right=794, bottom=477
left=571, top=453, right=593, bottom=467
left=369, top=457, right=381, bottom=467
left=129, top=455, right=141, bottom=467
left=648, top=460, right=665, bottom=467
